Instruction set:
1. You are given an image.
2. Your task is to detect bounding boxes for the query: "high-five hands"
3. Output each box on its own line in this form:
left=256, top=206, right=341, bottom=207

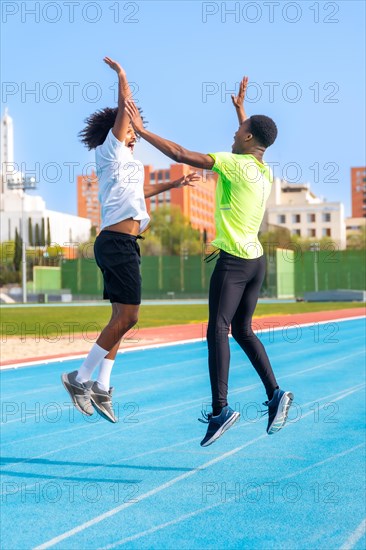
left=124, top=99, right=144, bottom=134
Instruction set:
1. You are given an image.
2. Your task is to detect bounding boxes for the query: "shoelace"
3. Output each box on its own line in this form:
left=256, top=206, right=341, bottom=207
left=81, top=388, right=91, bottom=404
left=199, top=403, right=271, bottom=422
left=259, top=401, right=270, bottom=417
left=198, top=410, right=213, bottom=424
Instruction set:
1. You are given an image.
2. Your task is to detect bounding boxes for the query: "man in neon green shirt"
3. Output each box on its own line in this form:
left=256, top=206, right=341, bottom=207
left=209, top=150, right=272, bottom=259
left=125, top=76, right=293, bottom=447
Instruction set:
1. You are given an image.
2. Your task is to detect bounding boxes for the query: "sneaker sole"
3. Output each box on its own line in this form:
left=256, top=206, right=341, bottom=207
left=201, top=412, right=240, bottom=447
left=61, top=374, right=93, bottom=416
left=90, top=395, right=117, bottom=423
left=267, top=392, right=294, bottom=435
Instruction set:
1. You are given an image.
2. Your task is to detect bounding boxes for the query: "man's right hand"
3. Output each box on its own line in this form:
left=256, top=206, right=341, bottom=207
left=231, top=76, right=249, bottom=109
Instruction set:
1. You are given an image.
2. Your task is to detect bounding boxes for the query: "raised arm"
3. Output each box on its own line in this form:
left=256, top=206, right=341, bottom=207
left=104, top=56, right=133, bottom=143
left=231, top=76, right=249, bottom=126
left=144, top=172, right=200, bottom=198
left=124, top=100, right=214, bottom=170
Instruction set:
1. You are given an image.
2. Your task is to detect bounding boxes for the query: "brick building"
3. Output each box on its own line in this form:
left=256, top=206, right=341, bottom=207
left=144, top=164, right=216, bottom=242
left=351, top=167, right=366, bottom=218
left=77, top=171, right=100, bottom=232
left=77, top=165, right=217, bottom=242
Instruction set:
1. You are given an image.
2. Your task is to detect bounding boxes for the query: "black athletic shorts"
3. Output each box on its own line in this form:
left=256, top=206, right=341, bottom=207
left=94, top=230, right=142, bottom=305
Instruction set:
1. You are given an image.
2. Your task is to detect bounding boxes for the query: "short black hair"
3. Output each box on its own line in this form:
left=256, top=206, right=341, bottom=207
left=79, top=106, right=145, bottom=150
left=249, top=115, right=278, bottom=148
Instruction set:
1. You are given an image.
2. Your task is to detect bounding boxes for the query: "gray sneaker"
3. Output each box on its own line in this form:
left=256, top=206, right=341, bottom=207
left=61, top=370, right=94, bottom=416
left=89, top=382, right=117, bottom=423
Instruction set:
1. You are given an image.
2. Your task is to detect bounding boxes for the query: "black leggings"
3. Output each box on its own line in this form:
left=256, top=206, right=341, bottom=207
left=207, top=251, right=278, bottom=411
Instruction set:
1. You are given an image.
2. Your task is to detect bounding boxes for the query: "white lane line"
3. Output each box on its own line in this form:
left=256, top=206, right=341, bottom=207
left=5, top=314, right=365, bottom=370
left=1, top=373, right=364, bottom=480
left=33, top=386, right=365, bottom=549
left=3, top=326, right=356, bottom=400
left=339, top=518, right=366, bottom=550
left=2, top=364, right=365, bottom=481
left=2, top=380, right=364, bottom=496
left=1, top=338, right=204, bottom=370
left=33, top=435, right=266, bottom=550
left=102, top=443, right=366, bottom=549
left=2, top=345, right=364, bottom=428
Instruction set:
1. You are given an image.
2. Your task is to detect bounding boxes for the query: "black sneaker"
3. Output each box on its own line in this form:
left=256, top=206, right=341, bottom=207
left=61, top=371, right=93, bottom=416
left=263, top=389, right=294, bottom=435
left=89, top=382, right=117, bottom=423
left=199, top=405, right=240, bottom=447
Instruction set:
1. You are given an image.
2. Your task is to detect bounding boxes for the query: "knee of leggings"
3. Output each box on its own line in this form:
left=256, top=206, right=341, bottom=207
left=231, top=323, right=253, bottom=341
left=207, top=322, right=230, bottom=341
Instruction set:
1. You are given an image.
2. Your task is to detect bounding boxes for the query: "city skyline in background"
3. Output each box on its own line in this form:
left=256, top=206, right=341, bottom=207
left=1, top=105, right=364, bottom=252
left=1, top=1, right=365, bottom=219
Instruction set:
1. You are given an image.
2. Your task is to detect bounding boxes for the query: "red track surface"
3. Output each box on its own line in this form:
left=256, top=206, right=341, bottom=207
left=2, top=307, right=365, bottom=366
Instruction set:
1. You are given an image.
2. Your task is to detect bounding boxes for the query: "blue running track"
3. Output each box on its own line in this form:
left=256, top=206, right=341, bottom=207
left=1, top=317, right=365, bottom=549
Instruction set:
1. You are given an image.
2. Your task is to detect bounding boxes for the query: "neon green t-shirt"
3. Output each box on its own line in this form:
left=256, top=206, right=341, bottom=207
left=208, top=152, right=273, bottom=259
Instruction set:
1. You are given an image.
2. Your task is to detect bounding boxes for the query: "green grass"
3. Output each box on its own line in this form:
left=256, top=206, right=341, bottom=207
left=1, top=302, right=364, bottom=337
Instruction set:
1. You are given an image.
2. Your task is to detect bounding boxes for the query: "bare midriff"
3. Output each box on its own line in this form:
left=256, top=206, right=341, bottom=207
left=102, top=218, right=141, bottom=236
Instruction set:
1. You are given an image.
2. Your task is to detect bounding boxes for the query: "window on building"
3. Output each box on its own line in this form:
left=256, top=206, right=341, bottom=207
left=308, top=229, right=316, bottom=237
left=292, top=214, right=301, bottom=223
left=158, top=171, right=163, bottom=182
left=165, top=190, right=171, bottom=200
left=278, top=214, right=286, bottom=224
left=165, top=170, right=170, bottom=180
left=307, top=213, right=316, bottom=223
left=150, top=201, right=156, bottom=211
left=291, top=229, right=301, bottom=236
left=150, top=173, right=156, bottom=183
left=322, top=213, right=331, bottom=222
left=322, top=228, right=331, bottom=237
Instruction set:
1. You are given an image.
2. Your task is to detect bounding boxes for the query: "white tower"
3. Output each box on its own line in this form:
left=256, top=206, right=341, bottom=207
left=1, top=108, right=23, bottom=195
left=1, top=108, right=14, bottom=166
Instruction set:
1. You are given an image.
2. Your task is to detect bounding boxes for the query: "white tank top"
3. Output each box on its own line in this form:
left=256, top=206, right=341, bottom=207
left=95, top=129, right=150, bottom=232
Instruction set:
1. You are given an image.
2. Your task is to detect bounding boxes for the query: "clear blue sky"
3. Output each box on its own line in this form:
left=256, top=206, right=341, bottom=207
left=2, top=0, right=365, bottom=217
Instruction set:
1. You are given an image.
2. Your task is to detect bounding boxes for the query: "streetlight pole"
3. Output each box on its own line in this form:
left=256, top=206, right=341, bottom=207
left=21, top=190, right=27, bottom=303
left=310, top=242, right=320, bottom=292
left=8, top=175, right=37, bottom=303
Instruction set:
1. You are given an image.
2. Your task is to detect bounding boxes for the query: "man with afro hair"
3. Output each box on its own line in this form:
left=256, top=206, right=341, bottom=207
left=125, top=76, right=293, bottom=446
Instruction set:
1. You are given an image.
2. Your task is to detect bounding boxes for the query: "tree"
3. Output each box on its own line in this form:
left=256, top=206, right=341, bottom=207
left=35, top=223, right=40, bottom=246
left=259, top=226, right=291, bottom=263
left=139, top=234, right=162, bottom=256
left=146, top=205, right=202, bottom=255
left=46, top=217, right=51, bottom=246
left=28, top=217, right=34, bottom=246
left=13, top=229, right=22, bottom=272
left=289, top=234, right=336, bottom=252
left=41, top=218, right=46, bottom=246
left=346, top=227, right=366, bottom=250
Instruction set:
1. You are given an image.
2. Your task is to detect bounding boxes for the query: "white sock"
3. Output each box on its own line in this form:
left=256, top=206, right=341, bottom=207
left=96, top=358, right=114, bottom=391
left=76, top=343, right=108, bottom=383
